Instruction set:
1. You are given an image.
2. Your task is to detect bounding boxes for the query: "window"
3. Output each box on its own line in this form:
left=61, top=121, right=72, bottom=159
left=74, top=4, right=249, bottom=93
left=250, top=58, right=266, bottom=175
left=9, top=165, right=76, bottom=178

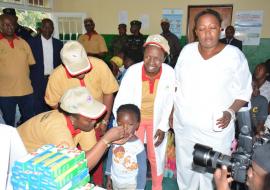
left=0, top=0, right=52, bottom=8
left=52, top=13, right=86, bottom=42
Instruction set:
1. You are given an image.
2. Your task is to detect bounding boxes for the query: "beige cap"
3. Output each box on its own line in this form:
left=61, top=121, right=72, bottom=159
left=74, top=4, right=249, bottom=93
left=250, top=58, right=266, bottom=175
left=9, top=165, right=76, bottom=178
left=60, top=41, right=91, bottom=76
left=161, top=18, right=170, bottom=24
left=143, top=34, right=170, bottom=55
left=60, top=87, right=106, bottom=119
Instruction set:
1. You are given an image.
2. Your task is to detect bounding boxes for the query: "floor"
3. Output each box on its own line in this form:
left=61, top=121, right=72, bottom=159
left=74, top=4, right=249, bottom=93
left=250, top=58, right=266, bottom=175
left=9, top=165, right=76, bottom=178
left=145, top=178, right=179, bottom=190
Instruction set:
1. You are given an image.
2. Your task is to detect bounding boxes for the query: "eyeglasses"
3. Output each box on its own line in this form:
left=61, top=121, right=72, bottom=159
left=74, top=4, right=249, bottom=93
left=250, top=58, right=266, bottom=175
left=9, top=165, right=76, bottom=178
left=144, top=55, right=165, bottom=64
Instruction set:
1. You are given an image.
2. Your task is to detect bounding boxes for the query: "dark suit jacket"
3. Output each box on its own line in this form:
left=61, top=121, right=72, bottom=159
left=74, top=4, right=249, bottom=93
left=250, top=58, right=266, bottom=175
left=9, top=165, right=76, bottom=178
left=29, top=35, right=63, bottom=92
left=220, top=37, right=242, bottom=50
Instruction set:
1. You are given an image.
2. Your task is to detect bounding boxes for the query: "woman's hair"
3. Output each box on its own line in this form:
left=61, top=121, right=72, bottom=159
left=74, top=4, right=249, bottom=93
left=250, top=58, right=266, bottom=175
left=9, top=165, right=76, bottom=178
left=117, top=104, right=141, bottom=122
left=194, top=9, right=222, bottom=27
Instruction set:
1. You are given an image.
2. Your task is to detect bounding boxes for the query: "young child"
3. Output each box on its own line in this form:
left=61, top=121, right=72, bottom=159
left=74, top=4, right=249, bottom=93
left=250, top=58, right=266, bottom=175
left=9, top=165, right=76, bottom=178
left=105, top=104, right=146, bottom=190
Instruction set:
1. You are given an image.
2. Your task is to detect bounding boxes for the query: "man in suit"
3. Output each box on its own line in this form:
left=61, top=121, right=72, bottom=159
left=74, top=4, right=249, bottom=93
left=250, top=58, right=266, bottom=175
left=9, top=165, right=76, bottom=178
left=28, top=18, right=63, bottom=114
left=220, top=25, right=242, bottom=50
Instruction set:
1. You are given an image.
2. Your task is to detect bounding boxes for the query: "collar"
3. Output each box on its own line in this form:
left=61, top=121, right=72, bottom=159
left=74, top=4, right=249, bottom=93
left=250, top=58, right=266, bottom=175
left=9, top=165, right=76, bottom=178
left=65, top=115, right=81, bottom=137
left=0, top=33, right=19, bottom=40
left=64, top=66, right=88, bottom=87
left=142, top=64, right=162, bottom=81
left=0, top=33, right=19, bottom=48
left=142, top=64, right=162, bottom=94
left=226, top=38, right=234, bottom=44
left=86, top=31, right=98, bottom=40
left=41, top=35, right=53, bottom=42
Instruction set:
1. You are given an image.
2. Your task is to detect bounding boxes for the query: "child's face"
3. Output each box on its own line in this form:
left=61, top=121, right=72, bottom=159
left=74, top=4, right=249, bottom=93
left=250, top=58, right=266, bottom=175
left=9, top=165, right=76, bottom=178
left=117, top=111, right=139, bottom=137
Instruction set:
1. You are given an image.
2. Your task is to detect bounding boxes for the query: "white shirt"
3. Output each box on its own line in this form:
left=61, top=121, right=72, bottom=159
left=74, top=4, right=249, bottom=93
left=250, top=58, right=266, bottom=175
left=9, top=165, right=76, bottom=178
left=110, top=139, right=144, bottom=187
left=0, top=124, right=27, bottom=190
left=41, top=35, right=54, bottom=75
left=259, top=80, right=270, bottom=102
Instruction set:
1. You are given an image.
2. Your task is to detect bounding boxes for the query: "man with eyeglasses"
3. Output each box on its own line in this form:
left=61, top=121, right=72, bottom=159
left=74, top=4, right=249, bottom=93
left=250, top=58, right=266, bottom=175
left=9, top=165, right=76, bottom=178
left=78, top=17, right=108, bottom=59
left=113, top=34, right=175, bottom=190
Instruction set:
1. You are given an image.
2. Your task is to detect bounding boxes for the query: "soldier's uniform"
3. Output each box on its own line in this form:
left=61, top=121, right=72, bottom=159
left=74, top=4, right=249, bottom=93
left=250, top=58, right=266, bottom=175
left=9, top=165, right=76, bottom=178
left=2, top=8, right=36, bottom=41
left=127, top=20, right=145, bottom=63
left=111, top=24, right=128, bottom=55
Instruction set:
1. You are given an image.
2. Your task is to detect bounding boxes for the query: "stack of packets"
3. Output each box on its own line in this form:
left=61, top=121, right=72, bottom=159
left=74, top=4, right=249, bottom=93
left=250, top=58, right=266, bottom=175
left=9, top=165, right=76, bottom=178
left=11, top=144, right=95, bottom=190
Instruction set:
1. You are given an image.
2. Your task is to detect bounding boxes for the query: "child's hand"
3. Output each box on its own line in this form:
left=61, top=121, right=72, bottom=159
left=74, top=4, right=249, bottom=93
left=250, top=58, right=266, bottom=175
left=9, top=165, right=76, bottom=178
left=106, top=176, right=112, bottom=190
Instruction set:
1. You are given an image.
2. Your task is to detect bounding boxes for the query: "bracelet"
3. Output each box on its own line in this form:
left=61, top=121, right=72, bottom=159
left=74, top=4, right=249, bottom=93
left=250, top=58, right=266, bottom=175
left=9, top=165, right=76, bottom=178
left=101, top=119, right=109, bottom=126
left=226, top=108, right=236, bottom=121
left=101, top=138, right=111, bottom=148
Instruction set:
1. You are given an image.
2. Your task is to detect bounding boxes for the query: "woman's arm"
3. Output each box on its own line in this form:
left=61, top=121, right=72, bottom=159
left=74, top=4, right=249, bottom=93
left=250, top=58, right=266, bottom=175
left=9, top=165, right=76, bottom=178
left=218, top=99, right=248, bottom=129
left=85, top=126, right=125, bottom=170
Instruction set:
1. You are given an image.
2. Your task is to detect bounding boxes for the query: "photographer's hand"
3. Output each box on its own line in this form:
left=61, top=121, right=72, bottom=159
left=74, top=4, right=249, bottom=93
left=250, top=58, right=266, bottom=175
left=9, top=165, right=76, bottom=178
left=214, top=166, right=233, bottom=190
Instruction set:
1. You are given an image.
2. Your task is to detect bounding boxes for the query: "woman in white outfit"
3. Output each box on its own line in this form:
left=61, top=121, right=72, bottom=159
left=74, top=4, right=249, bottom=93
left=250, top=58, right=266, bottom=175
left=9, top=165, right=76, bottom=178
left=113, top=34, right=175, bottom=190
left=173, top=9, right=252, bottom=190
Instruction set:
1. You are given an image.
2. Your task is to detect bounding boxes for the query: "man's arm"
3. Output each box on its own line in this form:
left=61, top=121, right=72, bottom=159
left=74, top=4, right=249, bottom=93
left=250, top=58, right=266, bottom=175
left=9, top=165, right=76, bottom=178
left=98, top=94, right=114, bottom=133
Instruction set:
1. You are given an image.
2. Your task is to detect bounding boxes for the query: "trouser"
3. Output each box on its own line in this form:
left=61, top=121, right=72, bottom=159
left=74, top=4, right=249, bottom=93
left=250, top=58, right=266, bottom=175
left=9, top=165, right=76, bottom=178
left=0, top=94, right=35, bottom=127
left=33, top=76, right=50, bottom=115
left=136, top=119, right=163, bottom=190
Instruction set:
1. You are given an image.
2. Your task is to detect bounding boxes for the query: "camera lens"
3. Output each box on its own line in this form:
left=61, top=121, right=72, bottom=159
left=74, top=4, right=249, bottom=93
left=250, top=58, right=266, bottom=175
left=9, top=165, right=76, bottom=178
left=193, top=144, right=232, bottom=169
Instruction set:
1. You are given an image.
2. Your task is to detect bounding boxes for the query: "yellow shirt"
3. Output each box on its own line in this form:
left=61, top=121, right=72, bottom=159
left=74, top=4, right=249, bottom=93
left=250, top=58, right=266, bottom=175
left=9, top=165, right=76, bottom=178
left=141, top=80, right=159, bottom=119
left=45, top=57, right=119, bottom=107
left=78, top=33, right=108, bottom=54
left=17, top=110, right=96, bottom=153
left=0, top=35, right=35, bottom=96
left=140, top=66, right=162, bottom=120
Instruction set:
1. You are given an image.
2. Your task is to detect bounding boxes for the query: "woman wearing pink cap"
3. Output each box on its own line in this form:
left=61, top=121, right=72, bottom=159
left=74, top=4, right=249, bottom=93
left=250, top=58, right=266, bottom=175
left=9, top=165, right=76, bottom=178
left=113, top=34, right=175, bottom=190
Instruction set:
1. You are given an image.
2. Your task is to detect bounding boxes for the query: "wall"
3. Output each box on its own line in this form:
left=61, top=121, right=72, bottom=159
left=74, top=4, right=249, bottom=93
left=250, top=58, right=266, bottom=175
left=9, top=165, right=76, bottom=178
left=53, top=0, right=270, bottom=70
left=53, top=0, right=269, bottom=37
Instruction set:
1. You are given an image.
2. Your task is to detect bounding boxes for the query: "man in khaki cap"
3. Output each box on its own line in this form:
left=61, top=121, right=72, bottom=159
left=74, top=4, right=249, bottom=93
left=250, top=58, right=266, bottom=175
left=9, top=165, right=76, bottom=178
left=17, top=87, right=106, bottom=153
left=113, top=34, right=175, bottom=190
left=45, top=41, right=118, bottom=132
left=45, top=40, right=118, bottom=186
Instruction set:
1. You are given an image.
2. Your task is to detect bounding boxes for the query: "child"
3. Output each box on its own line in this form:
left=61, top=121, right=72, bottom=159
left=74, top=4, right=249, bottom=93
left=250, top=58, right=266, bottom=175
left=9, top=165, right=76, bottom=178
left=105, top=104, right=146, bottom=190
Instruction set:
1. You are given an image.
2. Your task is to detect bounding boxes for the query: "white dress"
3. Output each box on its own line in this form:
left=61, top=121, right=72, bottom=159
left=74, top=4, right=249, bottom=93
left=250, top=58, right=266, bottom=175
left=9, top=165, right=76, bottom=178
left=174, top=42, right=252, bottom=190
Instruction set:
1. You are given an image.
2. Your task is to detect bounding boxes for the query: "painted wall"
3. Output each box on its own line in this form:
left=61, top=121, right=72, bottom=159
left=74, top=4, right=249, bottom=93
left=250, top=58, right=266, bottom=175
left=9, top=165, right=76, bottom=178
left=53, top=0, right=270, bottom=37
left=53, top=0, right=270, bottom=70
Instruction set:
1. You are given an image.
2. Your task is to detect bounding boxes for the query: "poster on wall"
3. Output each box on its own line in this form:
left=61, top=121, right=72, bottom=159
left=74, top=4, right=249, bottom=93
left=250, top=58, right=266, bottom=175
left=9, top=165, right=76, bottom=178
left=140, top=14, right=150, bottom=29
left=235, top=11, right=263, bottom=45
left=162, top=9, right=183, bottom=39
left=186, top=5, right=233, bottom=43
left=118, top=11, right=128, bottom=24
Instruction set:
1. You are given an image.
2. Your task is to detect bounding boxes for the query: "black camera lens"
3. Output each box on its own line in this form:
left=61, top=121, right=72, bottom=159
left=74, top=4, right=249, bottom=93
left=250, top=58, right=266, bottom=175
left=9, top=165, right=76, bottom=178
left=193, top=144, right=231, bottom=169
